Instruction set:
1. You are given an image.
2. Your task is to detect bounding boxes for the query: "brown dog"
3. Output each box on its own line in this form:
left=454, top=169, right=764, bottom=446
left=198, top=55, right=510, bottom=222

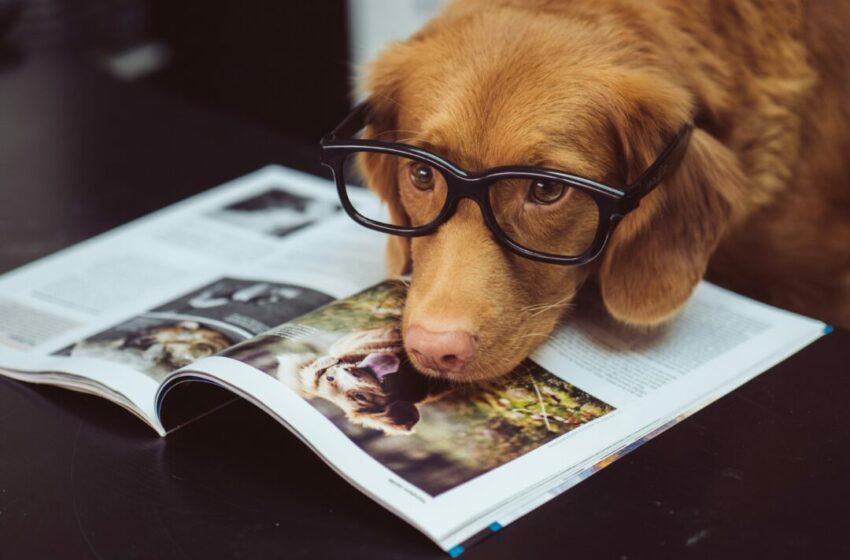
left=356, top=0, right=850, bottom=382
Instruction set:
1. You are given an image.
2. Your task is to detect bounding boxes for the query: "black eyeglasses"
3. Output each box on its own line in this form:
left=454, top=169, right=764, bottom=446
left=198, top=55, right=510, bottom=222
left=320, top=102, right=692, bottom=265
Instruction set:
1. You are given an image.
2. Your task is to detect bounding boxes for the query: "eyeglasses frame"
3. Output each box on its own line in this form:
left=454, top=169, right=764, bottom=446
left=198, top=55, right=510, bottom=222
left=320, top=102, right=693, bottom=266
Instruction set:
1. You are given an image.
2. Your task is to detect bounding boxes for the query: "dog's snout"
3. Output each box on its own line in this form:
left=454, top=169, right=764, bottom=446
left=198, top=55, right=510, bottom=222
left=406, top=325, right=477, bottom=374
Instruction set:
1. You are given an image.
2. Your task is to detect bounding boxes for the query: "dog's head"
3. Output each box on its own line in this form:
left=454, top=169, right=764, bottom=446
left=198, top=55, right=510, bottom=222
left=356, top=3, right=748, bottom=382
left=302, top=350, right=427, bottom=434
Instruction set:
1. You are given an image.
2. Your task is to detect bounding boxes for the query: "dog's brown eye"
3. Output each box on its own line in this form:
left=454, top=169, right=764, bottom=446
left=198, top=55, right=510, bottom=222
left=326, top=375, right=334, bottom=382
left=529, top=180, right=566, bottom=205
left=408, top=162, right=436, bottom=191
left=353, top=392, right=367, bottom=402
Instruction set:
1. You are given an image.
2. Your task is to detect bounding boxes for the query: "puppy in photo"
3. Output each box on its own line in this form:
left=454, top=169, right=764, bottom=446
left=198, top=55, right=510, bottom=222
left=275, top=326, right=451, bottom=434
left=329, top=0, right=850, bottom=382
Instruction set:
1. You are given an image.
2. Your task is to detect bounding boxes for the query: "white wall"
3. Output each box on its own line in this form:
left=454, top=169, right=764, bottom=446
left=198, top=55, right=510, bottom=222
left=347, top=0, right=447, bottom=96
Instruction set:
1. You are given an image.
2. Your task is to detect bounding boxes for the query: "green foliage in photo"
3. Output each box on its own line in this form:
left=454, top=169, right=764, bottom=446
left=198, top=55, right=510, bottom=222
left=416, top=361, right=614, bottom=472
left=293, top=280, right=406, bottom=333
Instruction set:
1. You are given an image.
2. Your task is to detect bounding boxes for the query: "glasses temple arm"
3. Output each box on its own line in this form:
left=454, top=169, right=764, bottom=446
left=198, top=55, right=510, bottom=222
left=324, top=101, right=371, bottom=143
left=623, top=125, right=694, bottom=208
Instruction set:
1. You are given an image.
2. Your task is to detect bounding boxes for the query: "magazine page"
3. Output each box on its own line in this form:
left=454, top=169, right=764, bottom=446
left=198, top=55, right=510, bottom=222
left=155, top=279, right=825, bottom=551
left=0, top=166, right=386, bottom=432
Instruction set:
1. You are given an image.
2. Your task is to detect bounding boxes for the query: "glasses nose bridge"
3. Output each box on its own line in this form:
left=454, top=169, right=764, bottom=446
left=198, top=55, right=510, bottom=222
left=444, top=173, right=495, bottom=213
left=440, top=173, right=499, bottom=231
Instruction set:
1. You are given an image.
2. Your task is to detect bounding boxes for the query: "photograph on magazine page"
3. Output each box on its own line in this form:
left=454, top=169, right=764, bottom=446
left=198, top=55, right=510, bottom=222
left=206, top=187, right=340, bottom=238
left=222, top=281, right=615, bottom=496
left=54, top=278, right=334, bottom=382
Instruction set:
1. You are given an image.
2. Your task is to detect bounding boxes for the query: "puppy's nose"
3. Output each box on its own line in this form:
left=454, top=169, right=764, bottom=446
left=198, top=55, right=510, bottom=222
left=406, top=325, right=477, bottom=374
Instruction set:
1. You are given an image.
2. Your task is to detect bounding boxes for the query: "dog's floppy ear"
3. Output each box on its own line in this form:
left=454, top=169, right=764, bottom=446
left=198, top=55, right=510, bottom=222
left=382, top=400, right=420, bottom=433
left=351, top=400, right=420, bottom=435
left=356, top=45, right=416, bottom=276
left=599, top=126, right=749, bottom=326
left=598, top=73, right=749, bottom=326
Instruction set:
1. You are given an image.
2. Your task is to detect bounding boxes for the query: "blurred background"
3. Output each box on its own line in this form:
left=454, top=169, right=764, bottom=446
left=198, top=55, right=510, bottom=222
left=0, top=0, right=446, bottom=143
left=0, top=0, right=452, bottom=273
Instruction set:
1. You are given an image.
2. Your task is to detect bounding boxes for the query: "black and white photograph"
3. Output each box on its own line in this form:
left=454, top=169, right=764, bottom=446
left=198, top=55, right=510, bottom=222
left=56, top=277, right=334, bottom=381
left=207, top=188, right=340, bottom=238
left=152, top=277, right=334, bottom=336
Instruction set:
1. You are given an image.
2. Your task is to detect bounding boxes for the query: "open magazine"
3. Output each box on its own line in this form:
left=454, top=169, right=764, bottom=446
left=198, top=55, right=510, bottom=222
left=0, top=166, right=828, bottom=555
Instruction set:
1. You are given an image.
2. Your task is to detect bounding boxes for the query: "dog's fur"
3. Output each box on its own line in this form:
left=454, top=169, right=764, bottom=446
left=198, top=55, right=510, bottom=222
left=358, top=0, right=850, bottom=381
left=275, top=326, right=451, bottom=434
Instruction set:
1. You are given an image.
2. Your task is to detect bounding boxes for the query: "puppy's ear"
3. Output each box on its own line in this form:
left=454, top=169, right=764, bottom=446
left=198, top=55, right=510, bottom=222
left=379, top=400, right=420, bottom=434
left=595, top=69, right=750, bottom=325
left=347, top=399, right=420, bottom=435
left=599, top=126, right=748, bottom=326
left=356, top=44, right=416, bottom=276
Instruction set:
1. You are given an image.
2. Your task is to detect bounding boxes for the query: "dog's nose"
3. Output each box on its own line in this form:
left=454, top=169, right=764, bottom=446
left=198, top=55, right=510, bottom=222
left=406, top=325, right=477, bottom=374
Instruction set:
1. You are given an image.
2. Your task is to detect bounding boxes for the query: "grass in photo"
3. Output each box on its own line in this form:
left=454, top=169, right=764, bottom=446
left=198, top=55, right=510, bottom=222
left=224, top=281, right=614, bottom=495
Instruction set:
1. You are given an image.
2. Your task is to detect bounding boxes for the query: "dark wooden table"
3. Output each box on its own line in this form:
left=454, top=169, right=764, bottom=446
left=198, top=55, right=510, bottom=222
left=1, top=54, right=849, bottom=560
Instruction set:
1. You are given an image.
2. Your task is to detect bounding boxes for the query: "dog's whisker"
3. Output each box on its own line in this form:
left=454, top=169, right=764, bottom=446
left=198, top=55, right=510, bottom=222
left=526, top=301, right=565, bottom=313
left=395, top=135, right=424, bottom=144
left=368, top=91, right=406, bottom=112
left=522, top=292, right=578, bottom=318
left=526, top=302, right=572, bottom=317
left=372, top=129, right=418, bottom=141
left=518, top=331, right=551, bottom=340
left=521, top=301, right=566, bottom=313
